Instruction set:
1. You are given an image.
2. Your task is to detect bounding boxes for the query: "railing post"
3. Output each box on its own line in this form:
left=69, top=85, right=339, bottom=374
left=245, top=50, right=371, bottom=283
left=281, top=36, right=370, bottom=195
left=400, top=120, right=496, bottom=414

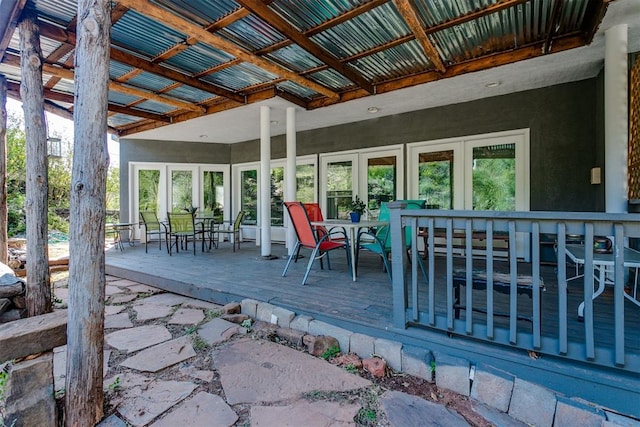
left=388, top=201, right=407, bottom=329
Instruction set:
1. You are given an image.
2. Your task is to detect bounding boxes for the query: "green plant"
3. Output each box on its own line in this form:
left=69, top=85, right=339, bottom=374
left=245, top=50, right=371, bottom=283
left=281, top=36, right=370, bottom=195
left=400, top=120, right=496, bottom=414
left=184, top=325, right=198, bottom=335
left=350, top=196, right=367, bottom=214
left=344, top=364, right=357, bottom=374
left=204, top=309, right=221, bottom=321
left=191, top=335, right=208, bottom=351
left=355, top=408, right=377, bottom=425
left=107, top=376, right=121, bottom=392
left=321, top=345, right=341, bottom=360
left=241, top=318, right=253, bottom=332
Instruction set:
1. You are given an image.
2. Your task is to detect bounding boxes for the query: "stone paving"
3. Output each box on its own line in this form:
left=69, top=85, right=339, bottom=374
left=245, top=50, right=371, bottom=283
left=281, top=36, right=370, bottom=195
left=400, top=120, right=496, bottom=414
left=51, top=275, right=506, bottom=427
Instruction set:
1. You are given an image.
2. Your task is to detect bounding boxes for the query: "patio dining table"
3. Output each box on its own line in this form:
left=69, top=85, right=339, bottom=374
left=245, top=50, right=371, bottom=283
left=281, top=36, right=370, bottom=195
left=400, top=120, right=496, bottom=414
left=106, top=222, right=137, bottom=251
left=312, top=219, right=387, bottom=282
left=565, top=244, right=640, bottom=318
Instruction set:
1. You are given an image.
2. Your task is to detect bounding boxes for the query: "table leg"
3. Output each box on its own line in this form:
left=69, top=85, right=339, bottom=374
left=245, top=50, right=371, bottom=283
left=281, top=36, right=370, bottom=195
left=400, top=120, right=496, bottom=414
left=350, top=228, right=357, bottom=281
left=578, top=264, right=607, bottom=319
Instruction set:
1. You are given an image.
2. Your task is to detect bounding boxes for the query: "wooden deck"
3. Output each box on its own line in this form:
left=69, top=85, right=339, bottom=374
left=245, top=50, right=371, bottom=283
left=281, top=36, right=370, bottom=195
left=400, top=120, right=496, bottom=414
left=105, top=238, right=640, bottom=355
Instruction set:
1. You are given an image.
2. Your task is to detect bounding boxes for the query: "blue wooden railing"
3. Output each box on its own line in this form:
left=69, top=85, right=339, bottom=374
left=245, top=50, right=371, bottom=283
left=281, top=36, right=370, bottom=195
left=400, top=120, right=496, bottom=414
left=387, top=203, right=640, bottom=373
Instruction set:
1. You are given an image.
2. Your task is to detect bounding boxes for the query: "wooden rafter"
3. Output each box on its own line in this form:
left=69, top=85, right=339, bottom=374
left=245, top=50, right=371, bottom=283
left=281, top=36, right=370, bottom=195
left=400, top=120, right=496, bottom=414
left=116, top=0, right=339, bottom=99
left=582, top=0, right=611, bottom=44
left=236, top=0, right=374, bottom=94
left=393, top=0, right=446, bottom=73
left=543, top=0, right=564, bottom=54
left=37, top=20, right=246, bottom=104
left=5, top=52, right=204, bottom=113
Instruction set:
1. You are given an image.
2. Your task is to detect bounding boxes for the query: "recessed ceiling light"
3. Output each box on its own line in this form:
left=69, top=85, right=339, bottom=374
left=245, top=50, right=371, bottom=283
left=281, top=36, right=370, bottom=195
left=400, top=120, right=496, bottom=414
left=367, top=106, right=379, bottom=113
left=199, top=134, right=208, bottom=138
left=485, top=82, right=501, bottom=88
left=270, top=120, right=279, bottom=125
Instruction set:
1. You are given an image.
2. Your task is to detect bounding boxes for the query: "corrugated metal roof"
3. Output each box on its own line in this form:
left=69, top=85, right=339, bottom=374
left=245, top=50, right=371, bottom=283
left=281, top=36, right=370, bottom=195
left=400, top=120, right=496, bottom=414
left=267, top=44, right=323, bottom=73
left=126, top=71, right=176, bottom=93
left=108, top=91, right=142, bottom=106
left=153, top=0, right=240, bottom=27
left=111, top=10, right=187, bottom=59
left=311, top=3, right=410, bottom=60
left=51, top=78, right=74, bottom=94
left=34, top=0, right=77, bottom=26
left=350, top=39, right=431, bottom=81
left=203, top=62, right=278, bottom=91
left=270, top=0, right=370, bottom=33
left=108, top=113, right=142, bottom=127
left=164, top=85, right=216, bottom=104
left=134, top=99, right=177, bottom=114
left=164, top=42, right=235, bottom=75
left=217, top=15, right=286, bottom=51
left=276, top=80, right=319, bottom=99
left=0, top=0, right=614, bottom=136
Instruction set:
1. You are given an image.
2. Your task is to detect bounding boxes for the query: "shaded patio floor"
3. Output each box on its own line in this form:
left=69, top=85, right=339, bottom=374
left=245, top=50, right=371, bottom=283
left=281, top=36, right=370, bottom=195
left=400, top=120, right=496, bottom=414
left=105, top=238, right=640, bottom=356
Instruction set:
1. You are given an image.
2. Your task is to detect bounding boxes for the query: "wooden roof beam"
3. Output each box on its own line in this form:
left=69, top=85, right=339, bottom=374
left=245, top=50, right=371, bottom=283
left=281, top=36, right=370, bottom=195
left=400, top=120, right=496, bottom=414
left=543, top=0, right=564, bottom=54
left=5, top=52, right=204, bottom=112
left=116, top=0, right=339, bottom=99
left=37, top=20, right=246, bottom=104
left=118, top=87, right=278, bottom=136
left=582, top=0, right=611, bottom=44
left=393, top=0, right=446, bottom=73
left=237, top=0, right=374, bottom=94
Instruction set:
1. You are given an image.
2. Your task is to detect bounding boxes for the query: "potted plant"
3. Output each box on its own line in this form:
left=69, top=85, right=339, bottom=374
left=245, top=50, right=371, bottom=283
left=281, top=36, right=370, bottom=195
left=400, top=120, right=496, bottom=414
left=350, top=196, right=367, bottom=223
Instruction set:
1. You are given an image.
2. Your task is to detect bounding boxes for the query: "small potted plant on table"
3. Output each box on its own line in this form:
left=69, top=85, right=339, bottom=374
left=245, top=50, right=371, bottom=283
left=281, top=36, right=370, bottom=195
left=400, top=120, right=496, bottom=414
left=350, top=196, right=367, bottom=223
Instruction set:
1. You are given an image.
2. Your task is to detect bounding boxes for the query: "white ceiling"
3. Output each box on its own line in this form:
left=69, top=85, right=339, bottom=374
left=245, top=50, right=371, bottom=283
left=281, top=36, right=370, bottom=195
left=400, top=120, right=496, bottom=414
left=127, top=0, right=640, bottom=145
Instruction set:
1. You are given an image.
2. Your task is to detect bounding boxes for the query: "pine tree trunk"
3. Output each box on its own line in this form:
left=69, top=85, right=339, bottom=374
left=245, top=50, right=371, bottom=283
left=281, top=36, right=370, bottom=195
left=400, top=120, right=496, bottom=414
left=64, top=0, right=111, bottom=425
left=18, top=3, right=51, bottom=316
left=0, top=74, right=8, bottom=265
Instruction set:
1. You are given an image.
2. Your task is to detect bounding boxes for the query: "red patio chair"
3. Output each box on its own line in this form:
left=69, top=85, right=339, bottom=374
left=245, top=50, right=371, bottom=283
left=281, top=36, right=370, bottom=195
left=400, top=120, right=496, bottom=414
left=303, top=202, right=346, bottom=242
left=283, top=201, right=351, bottom=285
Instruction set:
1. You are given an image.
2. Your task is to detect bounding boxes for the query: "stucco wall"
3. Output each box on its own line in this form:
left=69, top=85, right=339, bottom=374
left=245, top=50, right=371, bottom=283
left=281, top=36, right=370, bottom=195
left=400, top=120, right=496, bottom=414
left=120, top=78, right=604, bottom=219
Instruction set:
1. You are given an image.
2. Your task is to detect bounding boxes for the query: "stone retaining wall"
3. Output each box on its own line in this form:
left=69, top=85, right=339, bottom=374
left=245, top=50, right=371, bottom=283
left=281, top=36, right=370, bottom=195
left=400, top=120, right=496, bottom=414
left=241, top=298, right=640, bottom=427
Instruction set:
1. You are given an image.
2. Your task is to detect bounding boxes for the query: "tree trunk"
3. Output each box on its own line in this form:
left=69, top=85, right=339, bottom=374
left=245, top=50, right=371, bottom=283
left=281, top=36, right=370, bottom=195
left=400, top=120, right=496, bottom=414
left=0, top=74, right=8, bottom=265
left=64, top=0, right=110, bottom=425
left=18, top=3, right=51, bottom=316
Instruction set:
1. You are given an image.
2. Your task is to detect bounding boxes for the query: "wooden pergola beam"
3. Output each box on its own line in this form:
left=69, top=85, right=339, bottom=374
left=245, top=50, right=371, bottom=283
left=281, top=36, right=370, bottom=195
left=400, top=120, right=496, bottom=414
left=118, top=87, right=278, bottom=136
left=116, top=0, right=339, bottom=99
left=543, top=0, right=564, bottom=54
left=37, top=20, right=245, bottom=104
left=237, top=0, right=374, bottom=94
left=393, top=0, right=446, bottom=73
left=5, top=52, right=204, bottom=113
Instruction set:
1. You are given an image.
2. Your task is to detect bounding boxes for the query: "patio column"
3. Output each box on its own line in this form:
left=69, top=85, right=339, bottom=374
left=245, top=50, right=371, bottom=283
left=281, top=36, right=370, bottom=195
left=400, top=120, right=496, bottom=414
left=285, top=107, right=297, bottom=254
left=260, top=105, right=272, bottom=256
left=605, top=23, right=628, bottom=213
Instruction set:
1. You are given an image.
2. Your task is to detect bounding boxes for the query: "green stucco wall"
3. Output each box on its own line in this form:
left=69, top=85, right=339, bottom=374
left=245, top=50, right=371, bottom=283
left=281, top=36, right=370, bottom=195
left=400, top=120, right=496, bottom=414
left=120, top=77, right=604, bottom=219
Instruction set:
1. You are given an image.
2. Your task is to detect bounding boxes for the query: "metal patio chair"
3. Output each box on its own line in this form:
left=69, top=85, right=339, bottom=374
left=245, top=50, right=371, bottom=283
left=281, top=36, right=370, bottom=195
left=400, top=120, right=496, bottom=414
left=355, top=200, right=427, bottom=282
left=282, top=201, right=351, bottom=285
left=139, top=211, right=168, bottom=253
left=167, top=212, right=206, bottom=255
left=215, top=211, right=245, bottom=252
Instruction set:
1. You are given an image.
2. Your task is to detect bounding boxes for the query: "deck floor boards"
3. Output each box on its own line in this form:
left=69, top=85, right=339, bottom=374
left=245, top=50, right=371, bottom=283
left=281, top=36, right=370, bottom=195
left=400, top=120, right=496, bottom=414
left=105, top=240, right=640, bottom=355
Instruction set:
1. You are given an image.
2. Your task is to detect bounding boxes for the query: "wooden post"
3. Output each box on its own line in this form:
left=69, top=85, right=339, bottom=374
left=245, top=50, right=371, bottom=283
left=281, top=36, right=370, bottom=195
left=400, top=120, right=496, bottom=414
left=64, top=0, right=110, bottom=424
left=0, top=74, right=8, bottom=265
left=18, top=2, right=51, bottom=315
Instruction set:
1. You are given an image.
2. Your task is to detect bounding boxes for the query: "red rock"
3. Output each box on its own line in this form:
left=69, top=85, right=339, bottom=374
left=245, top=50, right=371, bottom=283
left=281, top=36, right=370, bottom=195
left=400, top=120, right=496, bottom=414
left=331, top=353, right=362, bottom=368
left=221, top=313, right=249, bottom=324
left=221, top=302, right=241, bottom=314
left=363, top=357, right=387, bottom=378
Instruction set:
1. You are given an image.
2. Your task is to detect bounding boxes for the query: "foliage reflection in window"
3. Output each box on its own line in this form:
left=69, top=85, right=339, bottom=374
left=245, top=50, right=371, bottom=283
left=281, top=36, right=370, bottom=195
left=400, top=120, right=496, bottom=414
left=296, top=164, right=315, bottom=203
left=326, top=161, right=352, bottom=220
left=367, top=156, right=396, bottom=219
left=418, top=151, right=453, bottom=209
left=241, top=169, right=257, bottom=224
left=138, top=169, right=160, bottom=215
left=203, top=171, right=224, bottom=216
left=271, top=167, right=284, bottom=226
left=472, top=144, right=515, bottom=211
left=171, top=170, right=193, bottom=212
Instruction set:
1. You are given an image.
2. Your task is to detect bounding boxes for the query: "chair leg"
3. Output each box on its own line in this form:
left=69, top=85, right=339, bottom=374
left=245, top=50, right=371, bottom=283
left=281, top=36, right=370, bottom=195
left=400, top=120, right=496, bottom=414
left=282, top=242, right=300, bottom=277
left=302, top=246, right=320, bottom=285
left=145, top=232, right=149, bottom=253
